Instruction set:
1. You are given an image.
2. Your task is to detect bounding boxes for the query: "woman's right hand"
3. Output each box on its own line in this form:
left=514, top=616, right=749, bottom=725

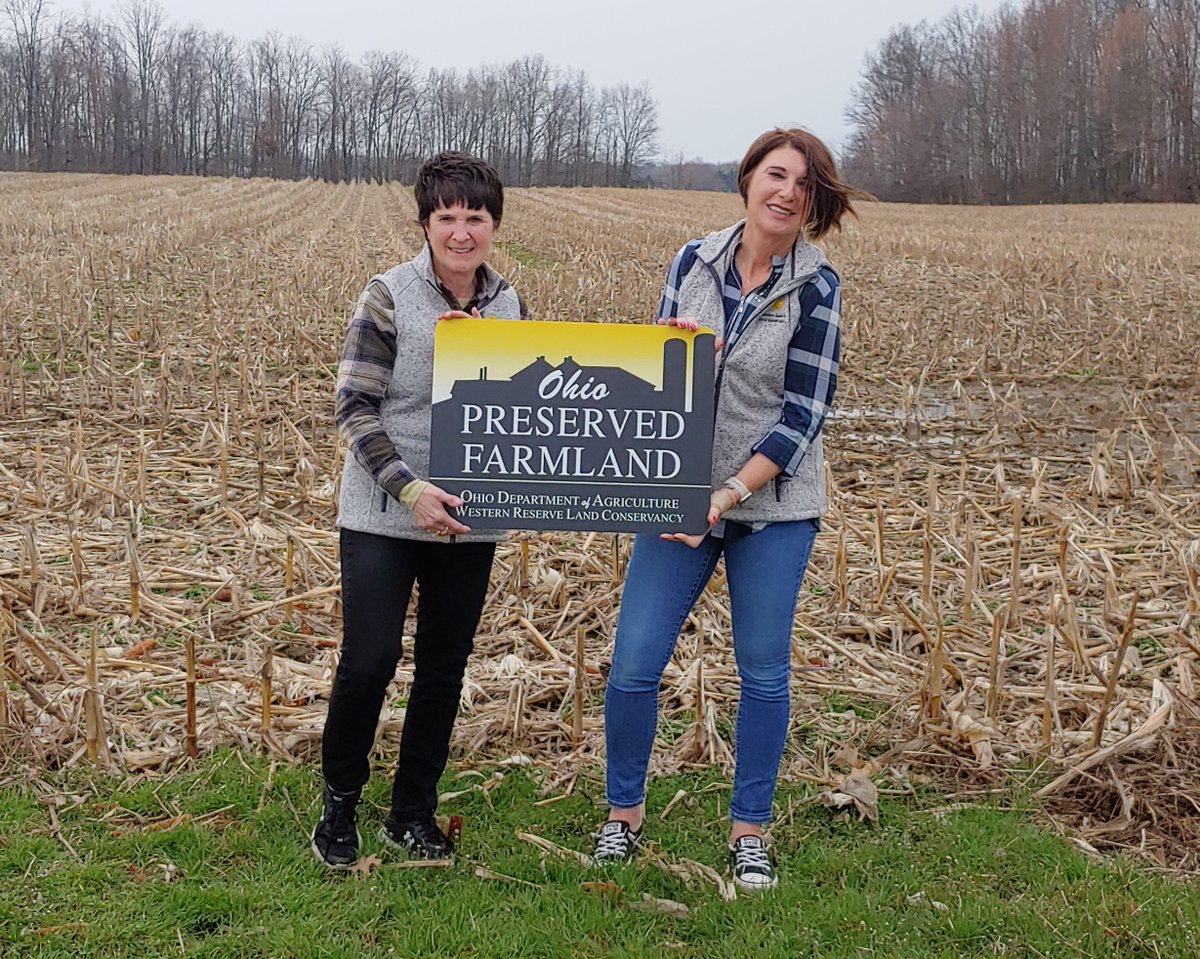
left=411, top=483, right=472, bottom=537
left=659, top=487, right=740, bottom=548
left=437, top=307, right=482, bottom=321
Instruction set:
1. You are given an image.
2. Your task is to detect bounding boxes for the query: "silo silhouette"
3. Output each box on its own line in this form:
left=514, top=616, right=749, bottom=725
left=690, top=336, right=714, bottom=415
left=662, top=338, right=687, bottom=410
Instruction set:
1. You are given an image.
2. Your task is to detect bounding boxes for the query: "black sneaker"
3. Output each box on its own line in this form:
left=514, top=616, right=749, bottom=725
left=728, top=835, right=778, bottom=891
left=592, top=820, right=641, bottom=864
left=311, top=783, right=361, bottom=869
left=380, top=815, right=454, bottom=860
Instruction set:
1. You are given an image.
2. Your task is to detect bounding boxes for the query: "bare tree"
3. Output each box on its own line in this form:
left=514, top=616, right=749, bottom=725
left=845, top=0, right=1200, bottom=202
left=362, top=49, right=416, bottom=182
left=608, top=81, right=657, bottom=186
left=118, top=0, right=167, bottom=173
left=4, top=0, right=48, bottom=166
left=0, top=5, right=667, bottom=185
left=204, top=31, right=240, bottom=175
left=505, top=55, right=550, bottom=186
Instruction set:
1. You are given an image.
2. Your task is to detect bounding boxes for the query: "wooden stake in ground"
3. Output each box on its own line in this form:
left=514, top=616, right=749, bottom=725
left=1184, top=547, right=1199, bottom=615
left=834, top=522, right=847, bottom=610
left=126, top=526, right=141, bottom=623
left=928, top=620, right=945, bottom=722
left=34, top=440, right=45, bottom=503
left=83, top=628, right=108, bottom=766
left=1059, top=593, right=1087, bottom=673
left=219, top=408, right=230, bottom=506
left=136, top=429, right=147, bottom=506
left=0, top=615, right=9, bottom=755
left=260, top=645, right=273, bottom=737
left=511, top=681, right=526, bottom=745
left=185, top=635, right=198, bottom=759
left=25, top=526, right=42, bottom=620
left=1057, top=523, right=1068, bottom=591
left=986, top=612, right=1004, bottom=720
left=1008, top=496, right=1023, bottom=628
left=874, top=503, right=886, bottom=593
left=962, top=517, right=975, bottom=623
left=1041, top=599, right=1057, bottom=754
left=921, top=507, right=933, bottom=611
left=1091, top=591, right=1140, bottom=749
left=69, top=525, right=85, bottom=609
left=572, top=625, right=585, bottom=748
left=693, top=630, right=706, bottom=760
left=255, top=419, right=266, bottom=504
left=284, top=537, right=295, bottom=623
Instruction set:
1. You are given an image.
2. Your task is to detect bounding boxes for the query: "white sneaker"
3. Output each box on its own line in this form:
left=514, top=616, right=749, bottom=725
left=592, top=820, right=641, bottom=864
left=729, top=835, right=778, bottom=891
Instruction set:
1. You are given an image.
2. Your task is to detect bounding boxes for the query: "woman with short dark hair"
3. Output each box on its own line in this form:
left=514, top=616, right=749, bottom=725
left=312, top=152, right=526, bottom=868
left=593, top=128, right=866, bottom=890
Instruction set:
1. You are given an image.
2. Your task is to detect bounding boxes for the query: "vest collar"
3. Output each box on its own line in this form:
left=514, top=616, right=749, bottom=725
left=694, top=219, right=826, bottom=282
left=412, top=243, right=507, bottom=302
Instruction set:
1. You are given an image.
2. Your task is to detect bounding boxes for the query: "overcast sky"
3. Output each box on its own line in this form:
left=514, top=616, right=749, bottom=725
left=56, top=0, right=1012, bottom=162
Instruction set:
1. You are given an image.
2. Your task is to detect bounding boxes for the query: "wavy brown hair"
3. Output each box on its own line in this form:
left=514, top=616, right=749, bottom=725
left=736, top=128, right=870, bottom=240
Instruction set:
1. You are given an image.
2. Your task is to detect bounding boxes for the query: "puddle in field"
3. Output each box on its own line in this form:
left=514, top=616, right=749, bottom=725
left=829, top=401, right=958, bottom=424
left=828, top=400, right=964, bottom=446
left=829, top=383, right=1198, bottom=484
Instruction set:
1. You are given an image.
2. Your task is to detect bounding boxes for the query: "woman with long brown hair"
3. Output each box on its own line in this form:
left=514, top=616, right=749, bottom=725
left=594, top=128, right=865, bottom=890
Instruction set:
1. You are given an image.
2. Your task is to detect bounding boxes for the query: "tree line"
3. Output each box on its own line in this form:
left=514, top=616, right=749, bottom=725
left=0, top=0, right=659, bottom=186
left=844, top=0, right=1200, bottom=203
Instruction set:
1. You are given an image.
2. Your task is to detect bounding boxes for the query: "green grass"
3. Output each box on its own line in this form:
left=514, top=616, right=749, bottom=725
left=496, top=240, right=557, bottom=270
left=3, top=753, right=1199, bottom=958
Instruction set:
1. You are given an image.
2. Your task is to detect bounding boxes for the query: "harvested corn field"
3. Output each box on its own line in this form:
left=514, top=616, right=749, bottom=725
left=1, top=174, right=1198, bottom=866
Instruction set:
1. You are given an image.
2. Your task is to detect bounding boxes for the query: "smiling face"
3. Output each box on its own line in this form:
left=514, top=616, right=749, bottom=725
left=425, top=202, right=496, bottom=286
left=742, top=145, right=810, bottom=244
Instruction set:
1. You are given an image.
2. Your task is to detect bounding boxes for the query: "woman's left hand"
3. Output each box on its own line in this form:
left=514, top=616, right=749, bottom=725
left=437, top=307, right=482, bottom=320
left=659, top=486, right=740, bottom=548
left=656, top=315, right=723, bottom=352
left=412, top=483, right=472, bottom=536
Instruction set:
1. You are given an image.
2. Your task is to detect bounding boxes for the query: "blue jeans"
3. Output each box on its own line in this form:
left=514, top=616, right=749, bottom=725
left=604, top=519, right=818, bottom=824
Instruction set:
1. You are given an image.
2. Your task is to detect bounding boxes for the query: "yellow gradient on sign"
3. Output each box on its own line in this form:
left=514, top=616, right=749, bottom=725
left=431, top=317, right=711, bottom=405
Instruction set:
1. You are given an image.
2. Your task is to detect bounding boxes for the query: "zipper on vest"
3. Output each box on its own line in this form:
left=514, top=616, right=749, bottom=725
left=379, top=490, right=388, bottom=513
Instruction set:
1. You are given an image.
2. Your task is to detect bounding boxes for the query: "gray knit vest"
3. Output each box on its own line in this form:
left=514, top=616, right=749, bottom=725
left=336, top=247, right=524, bottom=542
left=678, top=222, right=833, bottom=524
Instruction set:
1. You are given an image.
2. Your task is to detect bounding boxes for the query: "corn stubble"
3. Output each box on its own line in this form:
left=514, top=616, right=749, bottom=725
left=0, top=174, right=1198, bottom=866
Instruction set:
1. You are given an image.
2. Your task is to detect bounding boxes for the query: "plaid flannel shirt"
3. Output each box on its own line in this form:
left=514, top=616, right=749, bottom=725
left=657, top=239, right=840, bottom=478
left=334, top=266, right=511, bottom=500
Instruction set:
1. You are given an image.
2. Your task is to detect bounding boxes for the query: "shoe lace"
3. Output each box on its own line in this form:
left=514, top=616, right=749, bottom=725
left=595, top=822, right=633, bottom=857
left=734, top=839, right=771, bottom=871
left=325, top=794, right=357, bottom=840
left=406, top=817, right=447, bottom=845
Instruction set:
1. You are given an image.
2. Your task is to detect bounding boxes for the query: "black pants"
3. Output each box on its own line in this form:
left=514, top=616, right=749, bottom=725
left=322, top=528, right=496, bottom=818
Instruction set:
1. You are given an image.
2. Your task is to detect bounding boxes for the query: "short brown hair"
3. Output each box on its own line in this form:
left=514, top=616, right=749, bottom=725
left=737, top=128, right=868, bottom=240
left=415, top=151, right=504, bottom=225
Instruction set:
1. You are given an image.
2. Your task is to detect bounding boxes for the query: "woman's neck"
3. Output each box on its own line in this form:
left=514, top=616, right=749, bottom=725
left=736, top=223, right=797, bottom=291
left=433, top=262, right=476, bottom=303
left=739, top=221, right=797, bottom=273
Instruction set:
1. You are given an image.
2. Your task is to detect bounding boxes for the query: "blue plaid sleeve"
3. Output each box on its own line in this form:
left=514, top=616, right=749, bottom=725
left=334, top=280, right=418, bottom=497
left=751, top=266, right=841, bottom=476
left=656, top=240, right=702, bottom=321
